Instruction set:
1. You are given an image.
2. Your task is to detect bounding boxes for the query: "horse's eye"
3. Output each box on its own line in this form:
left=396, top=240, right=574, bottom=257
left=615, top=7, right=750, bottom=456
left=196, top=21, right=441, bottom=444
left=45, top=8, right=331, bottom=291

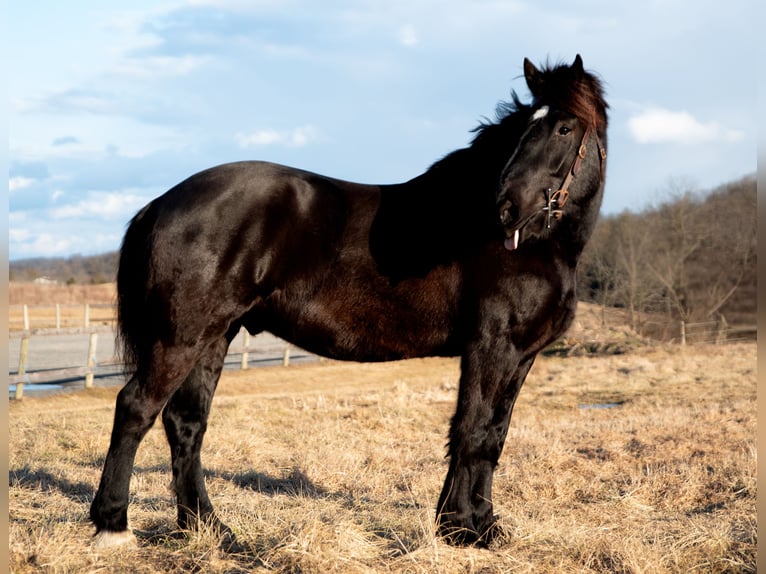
left=558, top=126, right=572, bottom=136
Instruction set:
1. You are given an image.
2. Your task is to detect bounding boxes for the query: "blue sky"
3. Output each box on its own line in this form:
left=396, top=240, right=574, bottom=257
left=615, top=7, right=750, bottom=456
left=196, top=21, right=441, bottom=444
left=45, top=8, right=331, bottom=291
left=8, top=0, right=756, bottom=260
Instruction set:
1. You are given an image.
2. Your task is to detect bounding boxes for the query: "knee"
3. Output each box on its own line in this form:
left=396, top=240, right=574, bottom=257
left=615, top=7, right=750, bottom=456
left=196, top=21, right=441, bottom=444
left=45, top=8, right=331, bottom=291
left=113, top=381, right=162, bottom=432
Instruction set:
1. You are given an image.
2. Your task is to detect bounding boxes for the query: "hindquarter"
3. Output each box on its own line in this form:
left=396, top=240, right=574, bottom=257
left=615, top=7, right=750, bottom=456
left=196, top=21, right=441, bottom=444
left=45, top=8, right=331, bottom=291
left=128, top=163, right=355, bottom=344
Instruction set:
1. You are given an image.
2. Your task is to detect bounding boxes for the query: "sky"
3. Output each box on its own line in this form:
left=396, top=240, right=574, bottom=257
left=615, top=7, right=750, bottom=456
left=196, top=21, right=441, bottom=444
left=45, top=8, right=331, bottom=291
left=8, top=0, right=756, bottom=260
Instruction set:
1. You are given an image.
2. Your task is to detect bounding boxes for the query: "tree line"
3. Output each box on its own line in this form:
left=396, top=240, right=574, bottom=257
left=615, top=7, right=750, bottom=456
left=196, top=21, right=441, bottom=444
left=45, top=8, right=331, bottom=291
left=9, top=252, right=118, bottom=285
left=578, top=175, right=756, bottom=336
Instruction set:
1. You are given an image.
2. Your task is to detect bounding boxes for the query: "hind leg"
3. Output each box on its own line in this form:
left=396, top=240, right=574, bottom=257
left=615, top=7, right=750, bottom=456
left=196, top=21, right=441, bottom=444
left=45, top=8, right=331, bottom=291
left=162, top=334, right=231, bottom=534
left=90, top=345, right=200, bottom=546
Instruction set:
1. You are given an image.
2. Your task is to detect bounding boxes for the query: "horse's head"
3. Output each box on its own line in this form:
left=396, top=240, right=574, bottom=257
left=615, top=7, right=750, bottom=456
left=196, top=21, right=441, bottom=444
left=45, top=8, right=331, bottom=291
left=497, top=55, right=607, bottom=251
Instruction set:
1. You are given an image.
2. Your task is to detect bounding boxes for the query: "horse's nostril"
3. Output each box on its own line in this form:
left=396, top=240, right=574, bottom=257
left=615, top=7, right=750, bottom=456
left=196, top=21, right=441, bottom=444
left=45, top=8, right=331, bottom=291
left=498, top=202, right=518, bottom=226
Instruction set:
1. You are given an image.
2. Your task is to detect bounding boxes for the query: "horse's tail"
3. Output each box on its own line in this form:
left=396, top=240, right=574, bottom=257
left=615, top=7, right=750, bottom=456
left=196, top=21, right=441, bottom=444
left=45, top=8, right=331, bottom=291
left=116, top=203, right=156, bottom=379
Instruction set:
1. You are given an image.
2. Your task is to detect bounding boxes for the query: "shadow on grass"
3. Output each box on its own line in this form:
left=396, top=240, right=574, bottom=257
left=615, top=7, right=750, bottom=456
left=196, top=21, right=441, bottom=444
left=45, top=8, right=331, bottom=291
left=207, top=466, right=327, bottom=498
left=10, top=465, right=94, bottom=503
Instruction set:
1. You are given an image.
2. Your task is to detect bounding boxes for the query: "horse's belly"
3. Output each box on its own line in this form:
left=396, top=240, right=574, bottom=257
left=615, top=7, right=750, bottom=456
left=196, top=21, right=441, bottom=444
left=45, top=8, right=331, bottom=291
left=265, top=276, right=462, bottom=362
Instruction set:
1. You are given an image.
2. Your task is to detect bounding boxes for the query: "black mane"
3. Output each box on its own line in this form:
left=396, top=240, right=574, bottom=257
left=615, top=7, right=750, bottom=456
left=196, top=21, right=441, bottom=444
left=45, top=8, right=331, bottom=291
left=370, top=96, right=533, bottom=278
left=472, top=91, right=532, bottom=140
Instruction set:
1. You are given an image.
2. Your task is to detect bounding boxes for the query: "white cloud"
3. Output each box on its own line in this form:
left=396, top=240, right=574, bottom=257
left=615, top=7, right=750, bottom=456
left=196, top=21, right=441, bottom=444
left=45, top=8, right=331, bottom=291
left=9, top=176, right=36, bottom=192
left=397, top=24, right=418, bottom=47
left=51, top=191, right=148, bottom=220
left=10, top=209, right=128, bottom=258
left=14, top=89, right=115, bottom=115
left=9, top=228, right=31, bottom=242
left=10, top=230, right=76, bottom=257
left=113, top=55, right=211, bottom=78
left=628, top=107, right=744, bottom=145
left=236, top=125, right=319, bottom=148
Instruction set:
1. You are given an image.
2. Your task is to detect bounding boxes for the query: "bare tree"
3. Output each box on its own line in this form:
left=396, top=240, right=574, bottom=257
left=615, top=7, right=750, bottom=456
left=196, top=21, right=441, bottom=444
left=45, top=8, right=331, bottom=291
left=579, top=218, right=620, bottom=325
left=645, top=180, right=707, bottom=322
left=611, top=211, right=657, bottom=331
left=692, top=177, right=756, bottom=320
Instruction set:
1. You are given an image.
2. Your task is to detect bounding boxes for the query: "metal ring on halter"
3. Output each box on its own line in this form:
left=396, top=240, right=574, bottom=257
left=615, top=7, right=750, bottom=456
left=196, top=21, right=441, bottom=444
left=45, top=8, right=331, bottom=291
left=550, top=189, right=569, bottom=208
left=545, top=189, right=569, bottom=228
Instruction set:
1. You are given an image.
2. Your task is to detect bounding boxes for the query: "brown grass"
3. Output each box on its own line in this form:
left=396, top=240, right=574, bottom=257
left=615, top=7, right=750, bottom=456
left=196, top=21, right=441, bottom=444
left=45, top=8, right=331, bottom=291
left=9, top=282, right=117, bottom=331
left=8, top=342, right=756, bottom=573
left=9, top=282, right=116, bottom=306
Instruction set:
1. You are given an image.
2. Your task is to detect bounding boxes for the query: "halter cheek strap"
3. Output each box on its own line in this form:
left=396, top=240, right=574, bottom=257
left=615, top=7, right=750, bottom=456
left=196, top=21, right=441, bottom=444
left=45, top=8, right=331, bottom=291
left=544, top=124, right=606, bottom=229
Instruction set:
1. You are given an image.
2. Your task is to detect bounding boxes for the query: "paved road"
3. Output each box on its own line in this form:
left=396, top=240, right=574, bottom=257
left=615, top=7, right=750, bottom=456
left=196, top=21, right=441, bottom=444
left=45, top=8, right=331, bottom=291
left=9, top=328, right=318, bottom=398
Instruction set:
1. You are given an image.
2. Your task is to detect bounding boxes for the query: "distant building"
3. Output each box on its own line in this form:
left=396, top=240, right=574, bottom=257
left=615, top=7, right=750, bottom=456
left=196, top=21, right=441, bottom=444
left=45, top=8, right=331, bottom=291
left=33, top=276, right=59, bottom=285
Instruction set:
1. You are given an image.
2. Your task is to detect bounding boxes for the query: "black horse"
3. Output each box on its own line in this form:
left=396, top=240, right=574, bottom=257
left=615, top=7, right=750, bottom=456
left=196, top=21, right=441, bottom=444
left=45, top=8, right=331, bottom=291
left=91, top=55, right=608, bottom=548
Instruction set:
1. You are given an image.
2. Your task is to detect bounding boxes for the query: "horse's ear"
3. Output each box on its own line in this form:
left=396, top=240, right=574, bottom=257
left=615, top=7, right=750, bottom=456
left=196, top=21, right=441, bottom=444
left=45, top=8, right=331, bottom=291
left=524, top=58, right=543, bottom=96
left=572, top=54, right=584, bottom=76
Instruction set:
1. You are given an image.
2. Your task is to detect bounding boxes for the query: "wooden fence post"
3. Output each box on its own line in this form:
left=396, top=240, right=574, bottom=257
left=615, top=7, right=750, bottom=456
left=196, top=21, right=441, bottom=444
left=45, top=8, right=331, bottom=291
left=83, top=303, right=90, bottom=328
left=23, top=305, right=29, bottom=331
left=283, top=347, right=291, bottom=367
left=716, top=315, right=728, bottom=345
left=85, top=333, right=98, bottom=388
left=55, top=304, right=61, bottom=329
left=15, top=336, right=30, bottom=400
left=241, top=331, right=250, bottom=370
left=680, top=321, right=686, bottom=346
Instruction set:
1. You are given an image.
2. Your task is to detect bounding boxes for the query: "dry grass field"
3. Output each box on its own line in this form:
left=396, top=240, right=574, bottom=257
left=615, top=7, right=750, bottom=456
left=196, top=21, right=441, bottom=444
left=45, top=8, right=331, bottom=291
left=9, top=338, right=756, bottom=573
left=9, top=283, right=116, bottom=331
left=9, top=283, right=116, bottom=306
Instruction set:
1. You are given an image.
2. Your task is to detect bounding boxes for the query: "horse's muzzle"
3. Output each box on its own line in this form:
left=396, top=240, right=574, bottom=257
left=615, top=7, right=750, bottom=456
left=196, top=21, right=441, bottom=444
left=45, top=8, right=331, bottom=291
left=497, top=197, right=544, bottom=251
left=497, top=199, right=518, bottom=228
left=497, top=200, right=526, bottom=251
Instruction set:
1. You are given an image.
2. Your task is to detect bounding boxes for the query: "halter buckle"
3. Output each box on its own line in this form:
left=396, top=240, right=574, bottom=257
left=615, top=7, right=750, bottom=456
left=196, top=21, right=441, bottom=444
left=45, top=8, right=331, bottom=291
left=544, top=189, right=570, bottom=229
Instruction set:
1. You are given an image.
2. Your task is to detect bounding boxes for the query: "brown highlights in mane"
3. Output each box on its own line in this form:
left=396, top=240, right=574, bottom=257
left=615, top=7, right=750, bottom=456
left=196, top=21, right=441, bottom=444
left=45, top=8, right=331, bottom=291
left=524, top=55, right=608, bottom=133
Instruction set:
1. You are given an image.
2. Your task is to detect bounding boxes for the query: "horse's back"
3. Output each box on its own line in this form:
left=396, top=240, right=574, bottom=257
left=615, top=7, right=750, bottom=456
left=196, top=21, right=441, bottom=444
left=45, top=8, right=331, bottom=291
left=135, top=161, right=364, bottom=284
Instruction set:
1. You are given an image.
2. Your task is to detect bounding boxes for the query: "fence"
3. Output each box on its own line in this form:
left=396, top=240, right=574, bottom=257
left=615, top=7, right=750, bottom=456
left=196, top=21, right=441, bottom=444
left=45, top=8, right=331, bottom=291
left=678, top=320, right=757, bottom=345
left=9, top=304, right=304, bottom=399
left=9, top=303, right=115, bottom=332
left=630, top=316, right=756, bottom=345
left=10, top=331, right=107, bottom=399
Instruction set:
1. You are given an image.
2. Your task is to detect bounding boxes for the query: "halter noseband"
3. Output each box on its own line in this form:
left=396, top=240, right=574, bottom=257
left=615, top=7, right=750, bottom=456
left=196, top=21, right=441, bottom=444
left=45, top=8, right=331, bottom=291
left=543, top=124, right=607, bottom=229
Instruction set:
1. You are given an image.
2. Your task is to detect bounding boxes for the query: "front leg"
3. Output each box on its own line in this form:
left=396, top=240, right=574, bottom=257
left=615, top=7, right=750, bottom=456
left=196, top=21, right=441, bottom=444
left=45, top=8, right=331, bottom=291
left=437, top=348, right=535, bottom=546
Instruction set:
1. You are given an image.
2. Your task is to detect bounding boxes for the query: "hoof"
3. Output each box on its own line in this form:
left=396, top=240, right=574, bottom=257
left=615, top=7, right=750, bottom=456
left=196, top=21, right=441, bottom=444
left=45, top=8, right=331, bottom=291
left=437, top=515, right=502, bottom=548
left=438, top=525, right=484, bottom=547
left=93, top=529, right=138, bottom=549
left=220, top=530, right=247, bottom=553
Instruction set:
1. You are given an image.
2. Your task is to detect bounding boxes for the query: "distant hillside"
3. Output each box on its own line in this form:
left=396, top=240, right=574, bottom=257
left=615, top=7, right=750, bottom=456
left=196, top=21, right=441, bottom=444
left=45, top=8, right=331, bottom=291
left=9, top=252, right=118, bottom=285
left=578, top=175, right=756, bottom=332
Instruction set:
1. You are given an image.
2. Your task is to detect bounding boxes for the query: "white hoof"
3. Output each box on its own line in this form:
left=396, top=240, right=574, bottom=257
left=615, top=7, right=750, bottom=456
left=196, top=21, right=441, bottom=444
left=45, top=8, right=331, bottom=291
left=93, top=529, right=138, bottom=549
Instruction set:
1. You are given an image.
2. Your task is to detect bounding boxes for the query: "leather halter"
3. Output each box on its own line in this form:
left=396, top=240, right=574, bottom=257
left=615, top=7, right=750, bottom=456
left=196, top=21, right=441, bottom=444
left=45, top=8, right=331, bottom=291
left=543, top=123, right=607, bottom=229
